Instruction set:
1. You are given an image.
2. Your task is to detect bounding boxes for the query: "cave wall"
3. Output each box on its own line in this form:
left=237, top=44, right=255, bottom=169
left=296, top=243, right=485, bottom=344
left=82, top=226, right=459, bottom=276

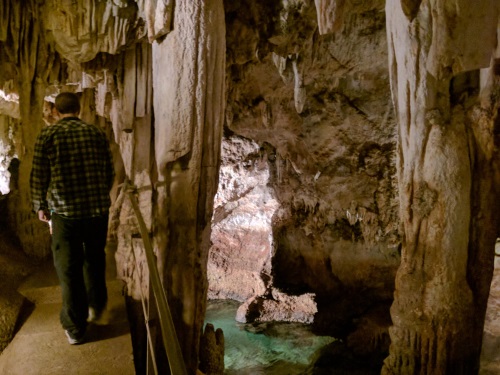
left=212, top=0, right=401, bottom=349
left=209, top=135, right=279, bottom=303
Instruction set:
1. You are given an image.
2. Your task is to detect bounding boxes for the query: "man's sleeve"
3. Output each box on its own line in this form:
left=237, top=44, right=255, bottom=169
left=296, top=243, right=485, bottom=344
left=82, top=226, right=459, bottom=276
left=30, top=133, right=50, bottom=213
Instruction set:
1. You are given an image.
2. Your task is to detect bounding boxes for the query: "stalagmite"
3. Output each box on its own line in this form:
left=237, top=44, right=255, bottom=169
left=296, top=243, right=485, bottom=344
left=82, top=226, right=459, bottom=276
left=0, top=116, right=16, bottom=195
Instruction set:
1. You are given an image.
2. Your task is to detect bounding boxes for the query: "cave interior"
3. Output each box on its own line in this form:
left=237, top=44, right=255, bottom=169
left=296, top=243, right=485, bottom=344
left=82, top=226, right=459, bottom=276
left=0, top=0, right=500, bottom=374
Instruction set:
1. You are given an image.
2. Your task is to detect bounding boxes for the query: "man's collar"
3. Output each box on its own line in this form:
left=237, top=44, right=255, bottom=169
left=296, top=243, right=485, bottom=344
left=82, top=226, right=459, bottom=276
left=58, top=112, right=80, bottom=119
left=57, top=116, right=80, bottom=122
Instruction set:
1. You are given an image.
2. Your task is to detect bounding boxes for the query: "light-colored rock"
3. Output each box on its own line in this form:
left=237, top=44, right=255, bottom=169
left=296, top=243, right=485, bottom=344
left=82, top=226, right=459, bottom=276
left=148, top=1, right=226, bottom=372
left=383, top=0, right=500, bottom=372
left=0, top=115, right=19, bottom=195
left=236, top=289, right=317, bottom=324
left=208, top=135, right=278, bottom=302
left=314, top=0, right=345, bottom=35
left=137, top=0, right=174, bottom=42
left=44, top=0, right=136, bottom=63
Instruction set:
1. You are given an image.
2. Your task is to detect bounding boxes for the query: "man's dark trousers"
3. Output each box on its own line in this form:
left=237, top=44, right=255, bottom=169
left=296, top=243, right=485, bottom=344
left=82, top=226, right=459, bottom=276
left=51, top=213, right=108, bottom=337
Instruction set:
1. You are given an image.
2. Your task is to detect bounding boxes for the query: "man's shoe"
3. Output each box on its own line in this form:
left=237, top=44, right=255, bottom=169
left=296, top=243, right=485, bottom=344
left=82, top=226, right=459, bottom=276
left=88, top=307, right=103, bottom=323
left=65, top=330, right=85, bottom=345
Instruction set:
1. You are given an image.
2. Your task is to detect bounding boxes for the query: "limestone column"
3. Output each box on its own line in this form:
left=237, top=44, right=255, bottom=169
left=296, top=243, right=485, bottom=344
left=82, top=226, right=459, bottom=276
left=152, top=0, right=225, bottom=372
left=383, top=0, right=500, bottom=373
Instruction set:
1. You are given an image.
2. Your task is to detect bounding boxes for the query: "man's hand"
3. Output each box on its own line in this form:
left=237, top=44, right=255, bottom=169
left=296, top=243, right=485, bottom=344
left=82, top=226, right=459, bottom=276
left=38, top=210, right=51, bottom=222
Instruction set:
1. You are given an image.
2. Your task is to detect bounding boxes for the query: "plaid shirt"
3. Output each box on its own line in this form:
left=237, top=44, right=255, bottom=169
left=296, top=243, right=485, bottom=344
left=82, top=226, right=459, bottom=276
left=30, top=117, right=114, bottom=218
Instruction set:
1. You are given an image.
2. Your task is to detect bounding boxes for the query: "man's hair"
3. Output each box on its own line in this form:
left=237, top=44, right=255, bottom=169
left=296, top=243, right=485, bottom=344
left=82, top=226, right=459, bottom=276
left=55, top=92, right=80, bottom=114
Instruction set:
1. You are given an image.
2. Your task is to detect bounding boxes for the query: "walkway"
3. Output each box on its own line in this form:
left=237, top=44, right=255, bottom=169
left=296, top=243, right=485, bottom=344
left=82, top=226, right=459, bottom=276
left=0, top=255, right=135, bottom=375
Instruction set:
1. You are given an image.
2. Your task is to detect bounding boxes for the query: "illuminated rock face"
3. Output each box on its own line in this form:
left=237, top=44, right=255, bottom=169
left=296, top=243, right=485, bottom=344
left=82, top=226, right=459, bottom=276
left=0, top=0, right=499, bottom=373
left=220, top=2, right=400, bottom=353
left=208, top=136, right=278, bottom=303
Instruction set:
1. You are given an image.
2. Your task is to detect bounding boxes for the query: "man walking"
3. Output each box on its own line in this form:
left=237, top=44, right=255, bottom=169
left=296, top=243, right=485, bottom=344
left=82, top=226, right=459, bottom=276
left=30, top=92, right=115, bottom=344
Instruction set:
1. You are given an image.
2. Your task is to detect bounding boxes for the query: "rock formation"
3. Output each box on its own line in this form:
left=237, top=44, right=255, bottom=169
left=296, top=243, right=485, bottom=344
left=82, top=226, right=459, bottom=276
left=0, top=0, right=498, bottom=374
left=382, top=1, right=500, bottom=373
left=218, top=2, right=400, bottom=356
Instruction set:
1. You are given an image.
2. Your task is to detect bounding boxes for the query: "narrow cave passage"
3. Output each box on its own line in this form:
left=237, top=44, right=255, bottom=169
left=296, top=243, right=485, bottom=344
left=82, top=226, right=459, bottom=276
left=0, top=223, right=134, bottom=374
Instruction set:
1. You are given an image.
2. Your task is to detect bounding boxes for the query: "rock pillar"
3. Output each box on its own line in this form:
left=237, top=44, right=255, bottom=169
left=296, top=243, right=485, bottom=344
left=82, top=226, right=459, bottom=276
left=152, top=0, right=225, bottom=372
left=383, top=1, right=500, bottom=373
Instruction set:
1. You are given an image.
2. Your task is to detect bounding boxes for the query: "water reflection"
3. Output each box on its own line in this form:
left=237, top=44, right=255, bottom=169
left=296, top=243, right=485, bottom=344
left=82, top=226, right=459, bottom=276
left=205, top=300, right=336, bottom=374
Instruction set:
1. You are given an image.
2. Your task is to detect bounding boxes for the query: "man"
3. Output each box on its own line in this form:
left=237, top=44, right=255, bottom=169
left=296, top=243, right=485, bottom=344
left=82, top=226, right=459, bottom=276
left=30, top=92, right=115, bottom=345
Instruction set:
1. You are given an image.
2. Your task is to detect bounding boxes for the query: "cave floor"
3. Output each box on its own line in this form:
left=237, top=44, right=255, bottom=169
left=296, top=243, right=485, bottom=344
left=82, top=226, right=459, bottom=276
left=0, top=252, right=134, bottom=375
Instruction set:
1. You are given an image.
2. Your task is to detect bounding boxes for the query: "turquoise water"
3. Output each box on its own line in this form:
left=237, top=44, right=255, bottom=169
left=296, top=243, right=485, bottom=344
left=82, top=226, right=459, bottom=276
left=205, top=300, right=336, bottom=374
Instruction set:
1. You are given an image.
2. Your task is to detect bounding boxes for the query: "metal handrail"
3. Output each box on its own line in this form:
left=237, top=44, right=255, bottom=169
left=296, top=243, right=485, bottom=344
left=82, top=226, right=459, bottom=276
left=130, top=242, right=159, bottom=375
left=124, top=180, right=188, bottom=375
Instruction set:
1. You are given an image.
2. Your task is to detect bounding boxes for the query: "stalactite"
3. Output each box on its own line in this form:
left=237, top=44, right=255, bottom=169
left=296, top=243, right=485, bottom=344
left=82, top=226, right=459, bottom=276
left=95, top=70, right=112, bottom=117
left=135, top=43, right=151, bottom=118
left=122, top=46, right=137, bottom=132
left=0, top=0, right=11, bottom=42
left=277, top=153, right=282, bottom=183
left=272, top=52, right=286, bottom=75
left=140, top=0, right=174, bottom=42
left=43, top=0, right=137, bottom=63
left=314, top=0, right=345, bottom=35
left=292, top=55, right=306, bottom=114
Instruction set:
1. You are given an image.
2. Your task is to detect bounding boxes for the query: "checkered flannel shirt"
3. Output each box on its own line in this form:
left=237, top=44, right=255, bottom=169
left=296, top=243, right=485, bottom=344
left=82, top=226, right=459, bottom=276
left=30, top=117, right=115, bottom=218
